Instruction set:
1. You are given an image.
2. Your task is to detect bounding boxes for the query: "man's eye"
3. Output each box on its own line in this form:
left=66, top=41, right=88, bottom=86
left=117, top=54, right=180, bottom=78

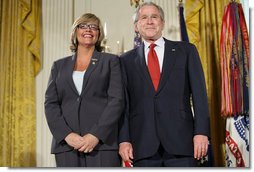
left=141, top=16, right=148, bottom=20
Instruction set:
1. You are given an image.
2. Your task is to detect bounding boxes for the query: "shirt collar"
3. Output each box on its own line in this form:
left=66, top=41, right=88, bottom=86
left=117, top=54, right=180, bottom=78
left=144, top=37, right=165, bottom=50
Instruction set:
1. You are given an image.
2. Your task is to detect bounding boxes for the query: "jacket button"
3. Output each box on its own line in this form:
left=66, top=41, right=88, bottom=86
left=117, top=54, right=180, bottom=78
left=77, top=97, right=80, bottom=102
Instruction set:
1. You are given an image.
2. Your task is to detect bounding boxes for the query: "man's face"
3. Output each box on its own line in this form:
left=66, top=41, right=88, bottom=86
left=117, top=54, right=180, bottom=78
left=135, top=5, right=164, bottom=42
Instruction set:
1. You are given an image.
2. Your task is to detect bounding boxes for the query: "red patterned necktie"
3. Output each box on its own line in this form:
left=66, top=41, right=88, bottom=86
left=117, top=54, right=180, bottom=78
left=148, top=43, right=160, bottom=91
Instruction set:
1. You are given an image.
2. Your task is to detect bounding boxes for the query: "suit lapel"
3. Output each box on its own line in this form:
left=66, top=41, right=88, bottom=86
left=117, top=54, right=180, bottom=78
left=80, top=50, right=100, bottom=96
left=157, top=39, right=177, bottom=93
left=135, top=44, right=155, bottom=91
left=65, top=54, right=80, bottom=95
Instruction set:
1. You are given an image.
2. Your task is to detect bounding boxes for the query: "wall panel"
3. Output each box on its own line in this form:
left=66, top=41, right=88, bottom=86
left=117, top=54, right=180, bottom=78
left=36, top=0, right=73, bottom=167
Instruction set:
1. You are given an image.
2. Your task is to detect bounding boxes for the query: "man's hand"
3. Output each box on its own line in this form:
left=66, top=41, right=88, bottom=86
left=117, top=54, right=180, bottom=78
left=193, top=135, right=209, bottom=160
left=78, top=133, right=99, bottom=153
left=65, top=132, right=84, bottom=149
left=119, top=142, right=133, bottom=163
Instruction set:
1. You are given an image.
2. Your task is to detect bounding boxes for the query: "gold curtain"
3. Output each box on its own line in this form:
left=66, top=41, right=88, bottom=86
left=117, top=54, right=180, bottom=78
left=185, top=0, right=240, bottom=167
left=0, top=0, right=41, bottom=167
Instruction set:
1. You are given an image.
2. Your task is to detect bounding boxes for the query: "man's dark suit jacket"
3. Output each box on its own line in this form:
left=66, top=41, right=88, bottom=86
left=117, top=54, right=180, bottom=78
left=45, top=50, right=123, bottom=154
left=119, top=38, right=210, bottom=162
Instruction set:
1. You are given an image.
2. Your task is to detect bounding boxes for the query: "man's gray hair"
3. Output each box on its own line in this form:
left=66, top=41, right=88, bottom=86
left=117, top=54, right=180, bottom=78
left=133, top=2, right=165, bottom=23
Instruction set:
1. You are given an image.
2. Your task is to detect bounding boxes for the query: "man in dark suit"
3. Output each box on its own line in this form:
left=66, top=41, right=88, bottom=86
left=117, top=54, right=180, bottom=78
left=119, top=2, right=210, bottom=167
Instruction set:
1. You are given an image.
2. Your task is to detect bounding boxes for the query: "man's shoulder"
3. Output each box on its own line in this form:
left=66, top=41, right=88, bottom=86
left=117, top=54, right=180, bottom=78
left=164, top=38, right=195, bottom=49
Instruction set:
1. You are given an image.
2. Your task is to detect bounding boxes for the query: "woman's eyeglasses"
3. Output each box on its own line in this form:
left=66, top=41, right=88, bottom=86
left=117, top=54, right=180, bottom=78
left=78, top=23, right=99, bottom=31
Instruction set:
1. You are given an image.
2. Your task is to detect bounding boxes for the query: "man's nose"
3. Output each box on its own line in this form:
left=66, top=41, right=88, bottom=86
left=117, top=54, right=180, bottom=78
left=147, top=17, right=153, bottom=24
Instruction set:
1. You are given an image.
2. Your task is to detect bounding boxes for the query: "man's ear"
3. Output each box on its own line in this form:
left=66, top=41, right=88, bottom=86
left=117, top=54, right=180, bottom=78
left=162, top=21, right=165, bottom=30
left=134, top=23, right=139, bottom=32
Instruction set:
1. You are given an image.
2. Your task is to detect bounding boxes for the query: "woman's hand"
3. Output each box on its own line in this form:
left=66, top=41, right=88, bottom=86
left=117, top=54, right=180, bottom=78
left=78, top=133, right=99, bottom=153
left=65, top=132, right=84, bottom=149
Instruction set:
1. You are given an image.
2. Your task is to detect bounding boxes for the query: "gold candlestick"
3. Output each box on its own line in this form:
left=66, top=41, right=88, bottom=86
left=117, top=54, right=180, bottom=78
left=102, top=37, right=109, bottom=52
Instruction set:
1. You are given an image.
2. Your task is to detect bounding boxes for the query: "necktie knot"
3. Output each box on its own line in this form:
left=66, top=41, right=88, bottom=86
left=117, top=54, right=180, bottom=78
left=149, top=43, right=156, bottom=50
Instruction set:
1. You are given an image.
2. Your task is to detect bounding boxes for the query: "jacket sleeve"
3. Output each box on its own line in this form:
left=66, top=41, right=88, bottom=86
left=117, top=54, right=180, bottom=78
left=188, top=44, right=210, bottom=138
left=118, top=56, right=131, bottom=143
left=44, top=62, right=72, bottom=144
left=89, top=56, right=124, bottom=143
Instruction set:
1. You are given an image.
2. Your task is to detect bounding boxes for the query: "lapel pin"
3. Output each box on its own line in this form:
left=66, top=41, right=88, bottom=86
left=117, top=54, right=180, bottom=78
left=91, top=58, right=98, bottom=65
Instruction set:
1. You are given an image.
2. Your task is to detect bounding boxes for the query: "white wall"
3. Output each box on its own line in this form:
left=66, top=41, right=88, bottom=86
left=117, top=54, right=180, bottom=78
left=36, top=0, right=181, bottom=167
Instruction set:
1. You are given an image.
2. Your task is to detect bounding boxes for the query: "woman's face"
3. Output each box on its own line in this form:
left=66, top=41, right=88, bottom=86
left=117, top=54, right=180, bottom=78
left=76, top=22, right=100, bottom=48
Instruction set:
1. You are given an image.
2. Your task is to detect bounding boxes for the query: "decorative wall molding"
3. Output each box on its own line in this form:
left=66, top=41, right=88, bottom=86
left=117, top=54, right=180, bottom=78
left=36, top=0, right=74, bottom=167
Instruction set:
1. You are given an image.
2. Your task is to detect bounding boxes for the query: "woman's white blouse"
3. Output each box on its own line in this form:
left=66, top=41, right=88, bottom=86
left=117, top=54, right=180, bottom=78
left=72, top=70, right=86, bottom=95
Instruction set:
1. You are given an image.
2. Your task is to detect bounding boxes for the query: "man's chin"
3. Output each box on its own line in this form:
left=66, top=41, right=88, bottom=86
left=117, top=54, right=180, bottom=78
left=144, top=35, right=159, bottom=41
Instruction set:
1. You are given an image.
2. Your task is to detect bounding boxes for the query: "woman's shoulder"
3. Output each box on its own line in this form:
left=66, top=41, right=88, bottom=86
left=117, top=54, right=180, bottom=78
left=95, top=52, right=119, bottom=63
left=99, top=52, right=118, bottom=58
left=51, top=55, right=74, bottom=69
left=53, top=54, right=74, bottom=64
